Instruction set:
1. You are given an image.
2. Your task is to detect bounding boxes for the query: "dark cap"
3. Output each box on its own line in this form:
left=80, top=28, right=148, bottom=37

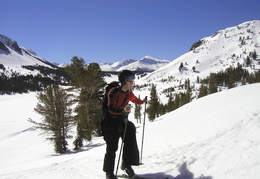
left=118, top=70, right=135, bottom=85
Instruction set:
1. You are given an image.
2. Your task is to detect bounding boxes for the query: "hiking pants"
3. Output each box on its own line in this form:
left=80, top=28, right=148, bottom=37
left=103, top=118, right=139, bottom=174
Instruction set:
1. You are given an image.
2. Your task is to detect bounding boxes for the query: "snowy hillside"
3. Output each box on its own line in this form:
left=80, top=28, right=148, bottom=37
left=100, top=56, right=170, bottom=71
left=0, top=83, right=259, bottom=179
left=137, top=20, right=260, bottom=95
left=0, top=34, right=56, bottom=75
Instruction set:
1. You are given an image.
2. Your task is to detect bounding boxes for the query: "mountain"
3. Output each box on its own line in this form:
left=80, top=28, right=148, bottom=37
left=100, top=58, right=137, bottom=71
left=100, top=56, right=170, bottom=71
left=0, top=34, right=169, bottom=73
left=0, top=34, right=71, bottom=94
left=117, top=56, right=170, bottom=71
left=0, top=34, right=57, bottom=75
left=137, top=20, right=260, bottom=97
left=0, top=83, right=259, bottom=179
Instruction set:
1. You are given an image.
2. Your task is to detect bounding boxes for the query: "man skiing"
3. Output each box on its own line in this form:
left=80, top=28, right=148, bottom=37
left=102, top=70, right=146, bottom=179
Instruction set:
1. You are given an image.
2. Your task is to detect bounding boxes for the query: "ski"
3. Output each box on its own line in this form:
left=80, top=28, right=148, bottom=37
left=117, top=174, right=150, bottom=179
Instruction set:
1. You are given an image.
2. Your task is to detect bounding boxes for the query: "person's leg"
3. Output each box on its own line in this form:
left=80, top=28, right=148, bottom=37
left=122, top=121, right=140, bottom=165
left=103, top=121, right=121, bottom=175
left=121, top=121, right=139, bottom=177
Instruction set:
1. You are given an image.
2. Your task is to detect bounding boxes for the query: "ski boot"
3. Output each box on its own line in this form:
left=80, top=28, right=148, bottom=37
left=121, top=163, right=135, bottom=178
left=106, top=172, right=118, bottom=179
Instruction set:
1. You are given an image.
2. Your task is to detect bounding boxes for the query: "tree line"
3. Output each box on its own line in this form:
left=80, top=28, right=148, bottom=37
left=141, top=65, right=260, bottom=122
left=0, top=64, right=71, bottom=94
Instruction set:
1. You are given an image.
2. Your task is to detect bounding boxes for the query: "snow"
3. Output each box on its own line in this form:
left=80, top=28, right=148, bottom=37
left=99, top=56, right=170, bottom=72
left=0, top=83, right=260, bottom=179
left=1, top=19, right=260, bottom=179
left=0, top=34, right=55, bottom=76
left=132, top=20, right=260, bottom=106
left=138, top=20, right=260, bottom=87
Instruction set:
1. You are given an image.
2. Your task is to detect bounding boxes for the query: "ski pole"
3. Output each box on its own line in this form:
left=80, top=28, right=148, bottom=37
left=115, top=112, right=129, bottom=176
left=140, top=96, right=147, bottom=164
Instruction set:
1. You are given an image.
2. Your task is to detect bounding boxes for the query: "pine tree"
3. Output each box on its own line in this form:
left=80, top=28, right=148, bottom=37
left=245, top=56, right=251, bottom=67
left=65, top=57, right=105, bottom=149
left=30, top=84, right=74, bottom=154
left=84, top=63, right=106, bottom=137
left=147, top=84, right=160, bottom=121
left=158, top=103, right=167, bottom=116
left=179, top=63, right=184, bottom=72
left=208, top=73, right=218, bottom=94
left=226, top=68, right=235, bottom=89
left=65, top=56, right=86, bottom=88
left=167, top=92, right=174, bottom=112
left=252, top=50, right=257, bottom=60
left=184, top=80, right=192, bottom=104
left=134, top=96, right=142, bottom=123
left=174, top=93, right=181, bottom=110
left=198, top=84, right=208, bottom=98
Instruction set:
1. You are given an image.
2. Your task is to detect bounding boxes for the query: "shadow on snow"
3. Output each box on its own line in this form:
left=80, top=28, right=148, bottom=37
left=140, top=163, right=212, bottom=179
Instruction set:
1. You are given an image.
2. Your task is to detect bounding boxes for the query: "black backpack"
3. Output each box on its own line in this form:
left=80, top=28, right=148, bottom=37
left=102, top=81, right=120, bottom=116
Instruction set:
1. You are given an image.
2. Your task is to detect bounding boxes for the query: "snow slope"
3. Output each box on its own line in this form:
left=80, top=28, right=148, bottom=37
left=138, top=20, right=260, bottom=96
left=0, top=83, right=259, bottom=179
left=0, top=34, right=56, bottom=75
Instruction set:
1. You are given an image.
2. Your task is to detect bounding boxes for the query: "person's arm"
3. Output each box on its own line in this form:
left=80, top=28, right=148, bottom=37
left=129, top=91, right=144, bottom=105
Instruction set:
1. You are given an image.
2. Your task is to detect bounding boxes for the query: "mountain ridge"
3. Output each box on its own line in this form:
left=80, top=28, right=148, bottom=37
left=99, top=56, right=170, bottom=72
left=1, top=20, right=259, bottom=78
left=0, top=34, right=56, bottom=75
left=0, top=34, right=169, bottom=73
left=137, top=20, right=260, bottom=89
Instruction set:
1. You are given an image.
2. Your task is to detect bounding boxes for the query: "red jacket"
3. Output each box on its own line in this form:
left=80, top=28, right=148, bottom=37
left=108, top=87, right=143, bottom=116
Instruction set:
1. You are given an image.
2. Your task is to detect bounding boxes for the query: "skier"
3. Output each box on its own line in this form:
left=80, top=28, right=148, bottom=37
left=102, top=70, right=146, bottom=179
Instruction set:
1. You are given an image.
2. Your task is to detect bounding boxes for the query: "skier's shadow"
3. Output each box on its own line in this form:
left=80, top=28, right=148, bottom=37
left=141, top=163, right=212, bottom=179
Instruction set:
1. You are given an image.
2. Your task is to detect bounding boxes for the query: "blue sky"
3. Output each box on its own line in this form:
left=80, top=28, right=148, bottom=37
left=2, top=0, right=260, bottom=64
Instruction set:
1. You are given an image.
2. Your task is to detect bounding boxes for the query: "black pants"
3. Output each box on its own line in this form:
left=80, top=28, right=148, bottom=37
left=103, top=118, right=139, bottom=174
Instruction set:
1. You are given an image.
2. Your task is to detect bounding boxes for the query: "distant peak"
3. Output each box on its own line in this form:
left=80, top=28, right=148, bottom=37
left=0, top=34, right=21, bottom=53
left=142, top=56, right=157, bottom=60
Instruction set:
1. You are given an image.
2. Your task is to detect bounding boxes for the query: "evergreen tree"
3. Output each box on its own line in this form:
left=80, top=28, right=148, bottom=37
left=174, top=93, right=181, bottom=110
left=147, top=84, right=160, bottom=121
left=245, top=56, right=251, bottom=67
left=179, top=62, right=184, bottom=72
left=226, top=68, right=235, bottom=89
left=198, top=84, right=208, bottom=98
left=134, top=95, right=142, bottom=123
left=158, top=103, right=167, bottom=116
left=84, top=63, right=106, bottom=137
left=65, top=56, right=87, bottom=88
left=208, top=73, right=218, bottom=94
left=252, top=50, right=257, bottom=60
left=184, top=80, right=192, bottom=104
left=167, top=92, right=174, bottom=112
left=30, top=84, right=74, bottom=154
left=65, top=57, right=105, bottom=149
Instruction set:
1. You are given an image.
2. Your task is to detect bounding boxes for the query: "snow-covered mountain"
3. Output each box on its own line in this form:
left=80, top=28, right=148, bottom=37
left=0, top=82, right=259, bottom=179
left=0, top=34, right=57, bottom=75
left=1, top=20, right=259, bottom=77
left=100, top=56, right=170, bottom=71
left=0, top=34, right=169, bottom=73
left=137, top=20, right=260, bottom=97
left=100, top=58, right=137, bottom=71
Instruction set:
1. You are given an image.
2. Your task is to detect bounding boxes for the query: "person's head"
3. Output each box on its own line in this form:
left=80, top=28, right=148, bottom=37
left=118, top=70, right=135, bottom=91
